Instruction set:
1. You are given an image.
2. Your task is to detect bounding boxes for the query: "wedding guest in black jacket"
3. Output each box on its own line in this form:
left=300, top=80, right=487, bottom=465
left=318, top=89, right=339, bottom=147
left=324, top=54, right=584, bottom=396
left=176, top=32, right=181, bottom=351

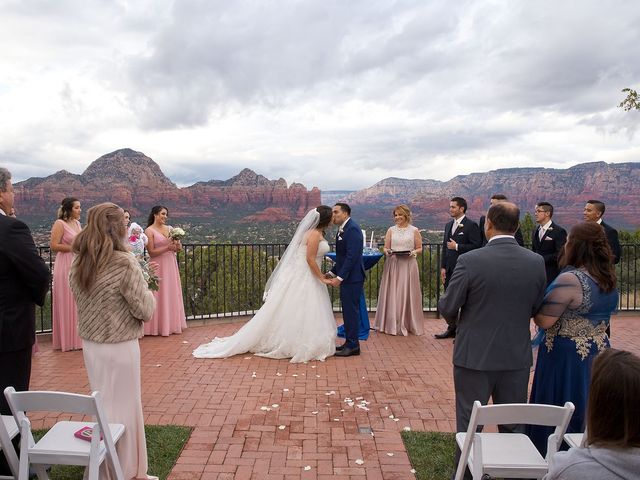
left=0, top=167, right=50, bottom=475
left=584, top=200, right=621, bottom=265
left=436, top=196, right=481, bottom=339
left=532, top=201, right=567, bottom=286
left=479, top=194, right=524, bottom=247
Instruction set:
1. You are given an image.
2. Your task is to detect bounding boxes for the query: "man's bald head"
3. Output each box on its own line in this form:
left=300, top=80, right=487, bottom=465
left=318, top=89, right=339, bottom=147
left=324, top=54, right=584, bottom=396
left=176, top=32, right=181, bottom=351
left=486, top=202, right=520, bottom=236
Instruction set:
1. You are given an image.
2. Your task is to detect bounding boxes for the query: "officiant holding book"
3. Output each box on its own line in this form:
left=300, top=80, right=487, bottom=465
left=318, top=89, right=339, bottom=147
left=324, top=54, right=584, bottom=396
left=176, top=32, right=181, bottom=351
left=374, top=205, right=424, bottom=336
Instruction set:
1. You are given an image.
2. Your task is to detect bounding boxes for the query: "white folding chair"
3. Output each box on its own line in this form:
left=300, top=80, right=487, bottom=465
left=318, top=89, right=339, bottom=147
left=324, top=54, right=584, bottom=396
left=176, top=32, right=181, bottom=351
left=563, top=432, right=585, bottom=449
left=455, top=401, right=575, bottom=480
left=0, top=415, right=19, bottom=479
left=4, top=387, right=125, bottom=480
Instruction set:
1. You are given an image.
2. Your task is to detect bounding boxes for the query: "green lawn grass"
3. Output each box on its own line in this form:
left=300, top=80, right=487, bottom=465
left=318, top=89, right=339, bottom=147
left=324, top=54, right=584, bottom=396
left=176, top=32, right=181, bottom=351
left=32, top=424, right=192, bottom=480
left=401, top=431, right=456, bottom=480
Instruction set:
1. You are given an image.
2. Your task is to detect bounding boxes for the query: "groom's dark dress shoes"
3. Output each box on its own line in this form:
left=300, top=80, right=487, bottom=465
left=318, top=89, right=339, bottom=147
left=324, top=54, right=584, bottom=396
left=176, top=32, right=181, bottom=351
left=434, top=326, right=456, bottom=339
left=336, top=344, right=346, bottom=351
left=335, top=346, right=360, bottom=357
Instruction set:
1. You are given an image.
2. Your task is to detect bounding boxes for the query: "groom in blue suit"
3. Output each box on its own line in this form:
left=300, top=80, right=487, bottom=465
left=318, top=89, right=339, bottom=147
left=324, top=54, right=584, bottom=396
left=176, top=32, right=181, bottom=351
left=327, top=203, right=365, bottom=357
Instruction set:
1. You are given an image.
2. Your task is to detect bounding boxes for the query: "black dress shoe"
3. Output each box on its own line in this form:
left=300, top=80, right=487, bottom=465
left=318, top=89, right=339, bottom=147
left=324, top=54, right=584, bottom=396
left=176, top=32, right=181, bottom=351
left=334, top=346, right=360, bottom=357
left=336, top=344, right=346, bottom=351
left=434, top=327, right=456, bottom=339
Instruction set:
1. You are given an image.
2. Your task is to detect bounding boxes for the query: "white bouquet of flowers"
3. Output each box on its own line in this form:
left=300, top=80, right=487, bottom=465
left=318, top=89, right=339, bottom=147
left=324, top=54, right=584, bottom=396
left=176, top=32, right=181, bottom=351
left=137, top=256, right=160, bottom=291
left=169, top=227, right=186, bottom=241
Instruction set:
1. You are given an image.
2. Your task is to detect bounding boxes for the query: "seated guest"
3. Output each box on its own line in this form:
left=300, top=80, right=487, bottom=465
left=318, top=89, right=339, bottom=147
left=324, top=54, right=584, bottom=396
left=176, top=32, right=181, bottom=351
left=374, top=205, right=424, bottom=336
left=544, top=348, right=640, bottom=480
left=69, top=203, right=157, bottom=480
left=528, top=222, right=618, bottom=455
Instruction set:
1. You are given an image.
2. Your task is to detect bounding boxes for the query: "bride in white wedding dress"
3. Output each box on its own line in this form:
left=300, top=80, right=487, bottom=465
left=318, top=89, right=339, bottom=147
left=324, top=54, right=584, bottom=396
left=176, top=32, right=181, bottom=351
left=193, top=206, right=337, bottom=363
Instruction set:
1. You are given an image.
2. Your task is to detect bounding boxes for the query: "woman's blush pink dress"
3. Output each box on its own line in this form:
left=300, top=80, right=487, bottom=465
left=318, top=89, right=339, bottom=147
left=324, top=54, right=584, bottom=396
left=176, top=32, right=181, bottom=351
left=144, top=228, right=187, bottom=336
left=52, top=219, right=82, bottom=351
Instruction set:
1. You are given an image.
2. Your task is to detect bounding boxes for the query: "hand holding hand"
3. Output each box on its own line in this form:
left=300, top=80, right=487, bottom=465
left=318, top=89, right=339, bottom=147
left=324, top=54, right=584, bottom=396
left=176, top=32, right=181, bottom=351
left=446, top=239, right=457, bottom=251
left=324, top=272, right=333, bottom=279
left=328, top=278, right=341, bottom=288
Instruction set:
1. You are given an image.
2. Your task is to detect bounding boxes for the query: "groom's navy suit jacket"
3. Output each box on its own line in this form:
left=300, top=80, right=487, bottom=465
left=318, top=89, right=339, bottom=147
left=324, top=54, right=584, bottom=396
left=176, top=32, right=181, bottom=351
left=331, top=218, right=365, bottom=284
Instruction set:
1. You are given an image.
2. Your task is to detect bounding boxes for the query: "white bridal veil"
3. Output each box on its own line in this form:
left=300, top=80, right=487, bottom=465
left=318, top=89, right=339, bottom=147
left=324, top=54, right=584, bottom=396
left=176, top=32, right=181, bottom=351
left=263, top=208, right=320, bottom=300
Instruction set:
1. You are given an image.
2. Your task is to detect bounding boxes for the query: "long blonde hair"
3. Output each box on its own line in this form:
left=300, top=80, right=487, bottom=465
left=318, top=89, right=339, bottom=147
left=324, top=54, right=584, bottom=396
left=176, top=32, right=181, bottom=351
left=72, top=203, right=128, bottom=290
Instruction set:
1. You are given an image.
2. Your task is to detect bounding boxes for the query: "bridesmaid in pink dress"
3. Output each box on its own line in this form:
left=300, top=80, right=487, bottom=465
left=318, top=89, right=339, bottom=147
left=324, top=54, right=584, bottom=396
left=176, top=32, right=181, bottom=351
left=50, top=197, right=83, bottom=351
left=144, top=205, right=187, bottom=336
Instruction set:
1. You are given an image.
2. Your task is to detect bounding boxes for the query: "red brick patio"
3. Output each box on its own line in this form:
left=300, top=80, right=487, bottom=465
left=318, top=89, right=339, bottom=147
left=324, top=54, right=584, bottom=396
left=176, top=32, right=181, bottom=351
left=29, top=313, right=640, bottom=479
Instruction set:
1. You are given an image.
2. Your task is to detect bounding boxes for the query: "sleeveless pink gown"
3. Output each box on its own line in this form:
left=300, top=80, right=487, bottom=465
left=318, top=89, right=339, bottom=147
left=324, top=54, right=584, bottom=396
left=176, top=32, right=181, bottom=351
left=52, top=219, right=82, bottom=351
left=144, top=228, right=187, bottom=336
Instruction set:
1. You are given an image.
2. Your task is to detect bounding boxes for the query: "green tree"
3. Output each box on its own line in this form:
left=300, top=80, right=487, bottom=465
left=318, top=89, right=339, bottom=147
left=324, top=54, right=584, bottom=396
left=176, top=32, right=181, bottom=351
left=520, top=212, right=536, bottom=245
left=618, top=88, right=639, bottom=111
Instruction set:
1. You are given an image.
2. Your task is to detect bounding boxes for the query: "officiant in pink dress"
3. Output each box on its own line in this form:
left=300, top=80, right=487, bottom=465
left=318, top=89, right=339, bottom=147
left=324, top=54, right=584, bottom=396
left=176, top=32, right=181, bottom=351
left=143, top=206, right=187, bottom=336
left=374, top=205, right=424, bottom=336
left=50, top=197, right=83, bottom=351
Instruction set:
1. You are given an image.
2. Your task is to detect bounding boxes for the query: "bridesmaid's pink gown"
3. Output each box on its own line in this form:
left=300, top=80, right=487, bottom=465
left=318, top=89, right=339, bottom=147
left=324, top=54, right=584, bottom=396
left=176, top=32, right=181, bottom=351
left=52, top=219, right=82, bottom=351
left=144, top=228, right=187, bottom=336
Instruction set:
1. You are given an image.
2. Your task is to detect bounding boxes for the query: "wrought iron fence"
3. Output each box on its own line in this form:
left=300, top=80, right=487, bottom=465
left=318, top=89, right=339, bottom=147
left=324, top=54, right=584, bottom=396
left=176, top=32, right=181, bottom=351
left=36, top=242, right=640, bottom=332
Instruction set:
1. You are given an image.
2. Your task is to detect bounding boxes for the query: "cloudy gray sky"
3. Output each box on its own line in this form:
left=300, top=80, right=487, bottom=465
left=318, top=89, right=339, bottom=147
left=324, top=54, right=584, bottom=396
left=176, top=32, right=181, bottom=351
left=1, top=0, right=639, bottom=190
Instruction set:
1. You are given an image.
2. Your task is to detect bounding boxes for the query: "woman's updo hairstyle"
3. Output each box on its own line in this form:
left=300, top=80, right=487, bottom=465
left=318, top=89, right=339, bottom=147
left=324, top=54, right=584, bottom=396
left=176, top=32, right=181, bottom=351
left=57, top=197, right=79, bottom=220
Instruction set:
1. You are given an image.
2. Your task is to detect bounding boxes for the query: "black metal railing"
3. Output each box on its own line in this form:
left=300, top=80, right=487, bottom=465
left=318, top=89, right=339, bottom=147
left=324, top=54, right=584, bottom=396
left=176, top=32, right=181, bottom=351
left=35, top=242, right=640, bottom=332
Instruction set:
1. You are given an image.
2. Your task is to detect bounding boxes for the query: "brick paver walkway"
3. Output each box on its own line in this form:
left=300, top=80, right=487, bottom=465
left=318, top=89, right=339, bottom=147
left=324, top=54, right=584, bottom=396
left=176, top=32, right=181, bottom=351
left=29, top=314, right=640, bottom=479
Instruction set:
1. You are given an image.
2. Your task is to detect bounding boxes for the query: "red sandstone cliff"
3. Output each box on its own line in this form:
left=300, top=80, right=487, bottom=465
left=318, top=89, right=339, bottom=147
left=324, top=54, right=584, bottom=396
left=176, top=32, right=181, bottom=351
left=346, top=162, right=640, bottom=229
left=14, top=149, right=321, bottom=221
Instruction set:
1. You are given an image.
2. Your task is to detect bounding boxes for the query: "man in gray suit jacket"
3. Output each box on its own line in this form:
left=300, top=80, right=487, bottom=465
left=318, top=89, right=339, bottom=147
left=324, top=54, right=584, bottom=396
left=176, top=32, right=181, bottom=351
left=438, top=202, right=546, bottom=478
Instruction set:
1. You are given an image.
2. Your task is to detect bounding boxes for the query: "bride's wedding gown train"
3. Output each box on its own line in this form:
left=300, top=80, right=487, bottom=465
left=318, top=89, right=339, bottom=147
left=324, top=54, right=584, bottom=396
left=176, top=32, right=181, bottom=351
left=193, top=239, right=336, bottom=362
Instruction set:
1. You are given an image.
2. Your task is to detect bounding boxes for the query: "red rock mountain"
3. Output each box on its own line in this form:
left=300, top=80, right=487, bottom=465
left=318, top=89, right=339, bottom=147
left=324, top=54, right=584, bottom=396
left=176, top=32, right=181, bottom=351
left=345, top=162, right=640, bottom=229
left=14, top=149, right=321, bottom=222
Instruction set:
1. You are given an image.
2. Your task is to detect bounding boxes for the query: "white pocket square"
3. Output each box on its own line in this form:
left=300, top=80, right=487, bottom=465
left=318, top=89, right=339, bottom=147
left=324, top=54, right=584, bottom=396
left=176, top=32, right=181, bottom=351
left=544, top=236, right=553, bottom=241
left=457, top=231, right=464, bottom=235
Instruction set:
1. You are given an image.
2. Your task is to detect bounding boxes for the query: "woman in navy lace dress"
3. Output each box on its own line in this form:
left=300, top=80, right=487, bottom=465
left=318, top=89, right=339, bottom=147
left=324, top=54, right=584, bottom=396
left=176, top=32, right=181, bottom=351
left=527, top=222, right=618, bottom=455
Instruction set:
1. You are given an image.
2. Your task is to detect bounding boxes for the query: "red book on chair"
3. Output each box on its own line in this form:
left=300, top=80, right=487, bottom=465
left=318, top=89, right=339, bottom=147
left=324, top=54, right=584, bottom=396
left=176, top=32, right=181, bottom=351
left=74, top=426, right=103, bottom=442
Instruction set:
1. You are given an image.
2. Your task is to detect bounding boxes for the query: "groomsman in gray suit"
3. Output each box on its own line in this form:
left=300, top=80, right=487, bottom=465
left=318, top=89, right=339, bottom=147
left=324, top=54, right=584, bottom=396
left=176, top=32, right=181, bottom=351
left=438, top=202, right=546, bottom=478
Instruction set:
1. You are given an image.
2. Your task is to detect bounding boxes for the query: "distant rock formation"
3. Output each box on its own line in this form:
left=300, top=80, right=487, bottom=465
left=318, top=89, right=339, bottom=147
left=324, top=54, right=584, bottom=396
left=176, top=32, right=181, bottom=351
left=14, top=149, right=321, bottom=221
left=13, top=150, right=639, bottom=229
left=346, top=162, right=640, bottom=229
